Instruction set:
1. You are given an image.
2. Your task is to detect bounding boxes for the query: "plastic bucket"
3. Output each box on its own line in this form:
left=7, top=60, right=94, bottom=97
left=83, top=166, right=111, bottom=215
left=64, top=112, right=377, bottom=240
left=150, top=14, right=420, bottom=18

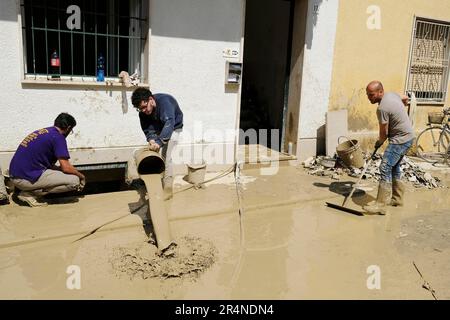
left=185, top=162, right=207, bottom=185
left=336, top=136, right=365, bottom=168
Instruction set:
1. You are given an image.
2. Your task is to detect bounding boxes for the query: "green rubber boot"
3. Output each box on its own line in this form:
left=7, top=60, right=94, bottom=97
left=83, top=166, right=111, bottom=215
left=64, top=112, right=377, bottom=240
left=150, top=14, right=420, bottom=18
left=390, top=179, right=405, bottom=207
left=363, top=181, right=391, bottom=215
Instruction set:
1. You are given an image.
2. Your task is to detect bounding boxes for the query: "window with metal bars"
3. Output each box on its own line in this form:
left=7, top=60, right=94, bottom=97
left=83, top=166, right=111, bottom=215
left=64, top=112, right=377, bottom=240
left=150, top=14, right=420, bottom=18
left=21, top=0, right=148, bottom=81
left=406, top=18, right=450, bottom=103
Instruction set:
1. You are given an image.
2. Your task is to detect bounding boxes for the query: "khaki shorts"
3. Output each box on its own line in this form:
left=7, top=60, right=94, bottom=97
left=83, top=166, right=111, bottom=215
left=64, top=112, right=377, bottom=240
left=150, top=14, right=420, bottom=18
left=11, top=169, right=80, bottom=196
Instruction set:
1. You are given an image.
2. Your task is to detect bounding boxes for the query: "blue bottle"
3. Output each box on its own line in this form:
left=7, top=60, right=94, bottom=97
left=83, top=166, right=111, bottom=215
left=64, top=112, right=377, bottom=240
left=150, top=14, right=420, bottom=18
left=97, top=53, right=105, bottom=82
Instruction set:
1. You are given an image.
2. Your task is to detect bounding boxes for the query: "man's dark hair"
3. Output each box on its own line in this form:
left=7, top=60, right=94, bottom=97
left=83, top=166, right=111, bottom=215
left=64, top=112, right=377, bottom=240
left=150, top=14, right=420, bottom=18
left=54, top=113, right=76, bottom=130
left=131, top=87, right=153, bottom=108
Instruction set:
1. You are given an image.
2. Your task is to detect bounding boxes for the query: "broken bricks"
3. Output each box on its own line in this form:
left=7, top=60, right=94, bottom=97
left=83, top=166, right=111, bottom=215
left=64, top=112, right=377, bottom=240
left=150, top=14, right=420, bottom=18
left=302, top=153, right=445, bottom=189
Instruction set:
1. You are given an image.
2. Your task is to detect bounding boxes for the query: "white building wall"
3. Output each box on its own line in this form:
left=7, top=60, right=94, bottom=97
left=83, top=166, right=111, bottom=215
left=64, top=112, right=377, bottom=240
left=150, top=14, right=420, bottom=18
left=0, top=0, right=145, bottom=168
left=0, top=1, right=144, bottom=150
left=296, top=0, right=339, bottom=160
left=149, top=0, right=243, bottom=160
left=0, top=0, right=244, bottom=174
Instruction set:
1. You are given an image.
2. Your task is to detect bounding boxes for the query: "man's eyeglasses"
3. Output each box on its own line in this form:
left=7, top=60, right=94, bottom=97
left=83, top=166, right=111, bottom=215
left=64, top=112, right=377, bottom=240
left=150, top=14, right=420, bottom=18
left=64, top=128, right=75, bottom=136
left=135, top=99, right=150, bottom=112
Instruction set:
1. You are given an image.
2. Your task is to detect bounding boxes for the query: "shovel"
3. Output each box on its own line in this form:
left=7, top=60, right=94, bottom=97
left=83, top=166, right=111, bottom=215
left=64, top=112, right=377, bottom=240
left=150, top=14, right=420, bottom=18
left=326, top=147, right=380, bottom=216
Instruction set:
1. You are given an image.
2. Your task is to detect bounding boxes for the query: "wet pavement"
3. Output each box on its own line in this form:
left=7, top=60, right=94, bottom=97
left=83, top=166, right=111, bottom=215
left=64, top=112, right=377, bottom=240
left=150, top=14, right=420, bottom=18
left=0, top=164, right=449, bottom=299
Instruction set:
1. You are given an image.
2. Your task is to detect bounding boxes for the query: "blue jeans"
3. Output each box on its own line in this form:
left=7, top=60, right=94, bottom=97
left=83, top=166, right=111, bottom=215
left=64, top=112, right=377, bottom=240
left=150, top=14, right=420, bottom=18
left=380, top=139, right=413, bottom=183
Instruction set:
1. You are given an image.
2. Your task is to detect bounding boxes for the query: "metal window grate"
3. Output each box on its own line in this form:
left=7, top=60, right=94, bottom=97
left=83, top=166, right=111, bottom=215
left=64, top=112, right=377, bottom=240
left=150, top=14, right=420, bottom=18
left=407, top=18, right=450, bottom=103
left=21, top=0, right=148, bottom=80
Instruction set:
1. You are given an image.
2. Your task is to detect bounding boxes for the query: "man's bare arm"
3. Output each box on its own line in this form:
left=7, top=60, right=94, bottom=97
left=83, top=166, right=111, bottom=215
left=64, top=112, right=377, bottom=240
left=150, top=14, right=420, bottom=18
left=58, top=159, right=85, bottom=180
left=374, top=122, right=388, bottom=149
left=378, top=123, right=388, bottom=143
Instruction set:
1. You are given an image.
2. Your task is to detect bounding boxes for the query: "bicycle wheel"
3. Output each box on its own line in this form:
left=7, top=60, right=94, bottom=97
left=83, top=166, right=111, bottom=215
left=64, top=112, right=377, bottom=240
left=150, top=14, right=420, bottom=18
left=415, top=127, right=450, bottom=163
left=444, top=144, right=450, bottom=166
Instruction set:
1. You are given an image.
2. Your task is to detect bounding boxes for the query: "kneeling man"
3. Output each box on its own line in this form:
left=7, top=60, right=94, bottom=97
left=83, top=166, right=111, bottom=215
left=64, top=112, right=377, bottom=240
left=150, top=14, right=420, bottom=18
left=9, top=113, right=85, bottom=207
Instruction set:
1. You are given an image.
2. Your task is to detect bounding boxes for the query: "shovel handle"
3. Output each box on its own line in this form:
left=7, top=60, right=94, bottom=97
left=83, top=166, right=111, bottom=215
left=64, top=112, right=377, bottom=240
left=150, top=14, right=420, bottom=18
left=342, top=146, right=380, bottom=207
left=371, top=146, right=381, bottom=160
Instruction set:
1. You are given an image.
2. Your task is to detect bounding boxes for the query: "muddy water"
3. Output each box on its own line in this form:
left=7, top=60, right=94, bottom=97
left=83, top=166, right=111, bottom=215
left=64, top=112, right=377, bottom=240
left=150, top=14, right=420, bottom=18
left=141, top=174, right=172, bottom=250
left=107, top=174, right=218, bottom=280
left=110, top=236, right=217, bottom=280
left=1, top=169, right=449, bottom=299
left=170, top=184, right=450, bottom=299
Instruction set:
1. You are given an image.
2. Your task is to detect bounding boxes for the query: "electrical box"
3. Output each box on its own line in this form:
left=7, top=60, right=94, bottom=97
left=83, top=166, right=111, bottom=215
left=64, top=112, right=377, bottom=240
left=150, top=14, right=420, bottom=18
left=225, top=61, right=242, bottom=84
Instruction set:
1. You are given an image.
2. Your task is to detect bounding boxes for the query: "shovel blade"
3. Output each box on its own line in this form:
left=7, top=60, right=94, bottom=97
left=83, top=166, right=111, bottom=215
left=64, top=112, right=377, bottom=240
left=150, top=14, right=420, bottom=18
left=326, top=202, right=365, bottom=216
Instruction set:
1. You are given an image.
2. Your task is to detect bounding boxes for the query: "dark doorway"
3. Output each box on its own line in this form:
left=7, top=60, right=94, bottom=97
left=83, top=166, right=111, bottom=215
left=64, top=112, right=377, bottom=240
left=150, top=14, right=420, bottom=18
left=239, top=0, right=295, bottom=151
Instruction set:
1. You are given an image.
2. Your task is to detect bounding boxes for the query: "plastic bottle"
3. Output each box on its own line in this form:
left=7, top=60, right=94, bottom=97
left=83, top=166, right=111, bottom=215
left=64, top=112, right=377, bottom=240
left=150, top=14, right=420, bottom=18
left=97, top=53, right=105, bottom=82
left=50, top=49, right=60, bottom=79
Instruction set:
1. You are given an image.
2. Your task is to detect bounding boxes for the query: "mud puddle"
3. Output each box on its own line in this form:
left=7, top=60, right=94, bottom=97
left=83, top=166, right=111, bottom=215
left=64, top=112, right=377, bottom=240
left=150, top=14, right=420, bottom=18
left=110, top=235, right=217, bottom=280
left=395, top=210, right=450, bottom=252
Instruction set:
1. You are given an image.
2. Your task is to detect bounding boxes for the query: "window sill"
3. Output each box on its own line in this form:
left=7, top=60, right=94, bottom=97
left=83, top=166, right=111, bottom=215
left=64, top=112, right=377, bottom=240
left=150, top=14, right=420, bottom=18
left=21, top=78, right=149, bottom=90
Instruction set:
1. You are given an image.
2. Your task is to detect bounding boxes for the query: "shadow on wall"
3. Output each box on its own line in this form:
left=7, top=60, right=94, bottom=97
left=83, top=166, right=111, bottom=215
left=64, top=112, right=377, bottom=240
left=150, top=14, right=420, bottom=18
left=147, top=0, right=328, bottom=55
left=150, top=0, right=243, bottom=42
left=305, top=0, right=324, bottom=49
left=316, top=124, right=326, bottom=155
left=151, top=0, right=323, bottom=45
left=0, top=0, right=243, bottom=40
left=0, top=1, right=16, bottom=22
left=0, top=0, right=325, bottom=44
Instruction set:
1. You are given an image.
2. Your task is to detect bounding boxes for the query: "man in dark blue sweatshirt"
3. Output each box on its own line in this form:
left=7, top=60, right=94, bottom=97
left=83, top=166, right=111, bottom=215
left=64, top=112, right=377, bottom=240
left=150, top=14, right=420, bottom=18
left=131, top=88, right=183, bottom=200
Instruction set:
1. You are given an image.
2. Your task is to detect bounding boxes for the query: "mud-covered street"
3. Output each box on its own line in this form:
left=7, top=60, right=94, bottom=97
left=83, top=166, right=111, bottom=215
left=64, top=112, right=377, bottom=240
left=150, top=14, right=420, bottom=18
left=1, top=164, right=449, bottom=299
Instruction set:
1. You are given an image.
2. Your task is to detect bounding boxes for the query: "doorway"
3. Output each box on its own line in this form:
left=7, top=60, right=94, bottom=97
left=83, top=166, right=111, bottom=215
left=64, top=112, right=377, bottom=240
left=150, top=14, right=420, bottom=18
left=239, top=0, right=295, bottom=152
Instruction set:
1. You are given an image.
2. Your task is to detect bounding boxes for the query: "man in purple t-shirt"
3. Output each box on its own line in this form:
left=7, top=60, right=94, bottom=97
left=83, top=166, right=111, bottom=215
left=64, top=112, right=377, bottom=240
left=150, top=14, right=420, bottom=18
left=9, top=113, right=85, bottom=207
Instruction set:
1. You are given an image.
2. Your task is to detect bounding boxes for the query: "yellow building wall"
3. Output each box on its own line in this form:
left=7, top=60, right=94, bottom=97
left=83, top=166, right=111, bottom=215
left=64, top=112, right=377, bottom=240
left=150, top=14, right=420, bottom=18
left=329, top=0, right=450, bottom=151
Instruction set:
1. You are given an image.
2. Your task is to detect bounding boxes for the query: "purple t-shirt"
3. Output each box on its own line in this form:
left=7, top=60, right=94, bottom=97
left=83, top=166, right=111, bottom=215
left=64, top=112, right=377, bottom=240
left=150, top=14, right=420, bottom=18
left=9, top=127, right=70, bottom=183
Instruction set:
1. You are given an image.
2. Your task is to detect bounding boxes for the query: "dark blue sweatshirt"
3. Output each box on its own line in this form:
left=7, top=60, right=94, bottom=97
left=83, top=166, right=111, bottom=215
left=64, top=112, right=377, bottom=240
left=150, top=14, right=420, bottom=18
left=139, top=93, right=183, bottom=146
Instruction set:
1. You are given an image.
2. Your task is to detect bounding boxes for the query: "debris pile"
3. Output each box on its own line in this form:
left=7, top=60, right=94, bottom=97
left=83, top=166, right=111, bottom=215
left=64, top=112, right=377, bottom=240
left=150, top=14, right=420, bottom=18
left=401, top=157, right=443, bottom=189
left=302, top=154, right=444, bottom=189
left=110, top=236, right=217, bottom=280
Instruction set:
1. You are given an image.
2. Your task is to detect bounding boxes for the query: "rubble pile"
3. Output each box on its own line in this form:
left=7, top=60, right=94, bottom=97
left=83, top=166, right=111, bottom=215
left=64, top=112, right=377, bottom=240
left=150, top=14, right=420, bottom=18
left=302, top=154, right=444, bottom=189
left=402, top=157, right=444, bottom=189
